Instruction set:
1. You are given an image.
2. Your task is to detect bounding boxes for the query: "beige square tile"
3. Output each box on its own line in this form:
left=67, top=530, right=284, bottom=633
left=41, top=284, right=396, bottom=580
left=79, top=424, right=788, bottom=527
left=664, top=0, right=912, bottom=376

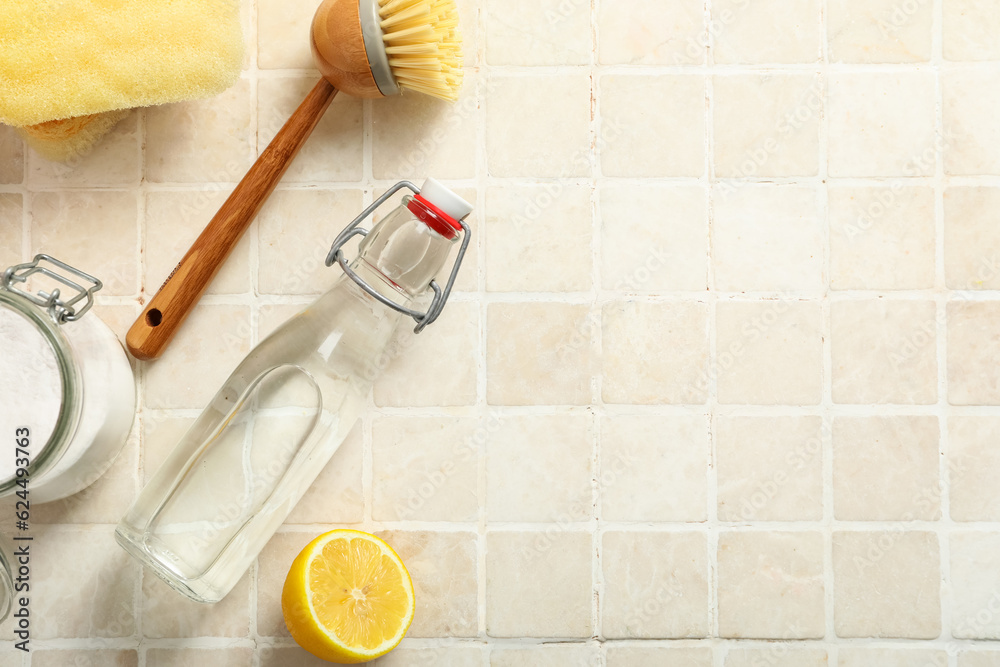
left=487, top=302, right=595, bottom=405
left=833, top=416, right=941, bottom=521
left=257, top=302, right=307, bottom=341
left=712, top=185, right=823, bottom=292
left=829, top=72, right=936, bottom=177
left=830, top=185, right=936, bottom=290
left=714, top=73, right=821, bottom=177
left=487, top=414, right=593, bottom=523
left=257, top=531, right=314, bottom=637
left=0, top=125, right=23, bottom=184
left=378, top=646, right=486, bottom=667
left=486, top=530, right=592, bottom=637
left=143, top=304, right=251, bottom=409
left=485, top=0, right=590, bottom=65
left=718, top=531, right=825, bottom=639
left=600, top=185, right=707, bottom=292
left=373, top=300, right=479, bottom=407
left=143, top=571, right=250, bottom=638
left=606, top=647, right=713, bottom=667
left=948, top=301, right=1000, bottom=405
left=147, top=648, right=253, bottom=667
left=33, top=526, right=138, bottom=638
left=285, top=422, right=363, bottom=524
left=599, top=0, right=705, bottom=65
left=961, top=652, right=1000, bottom=667
left=726, top=648, right=828, bottom=667
left=31, top=190, right=138, bottom=296
left=141, top=414, right=196, bottom=482
left=91, top=302, right=141, bottom=346
left=375, top=530, right=478, bottom=637
left=944, top=69, right=1000, bottom=175
left=833, top=531, right=941, bottom=638
left=831, top=300, right=938, bottom=404
left=491, top=646, right=599, bottom=667
left=603, top=301, right=709, bottom=405
left=456, top=0, right=481, bottom=68
left=485, top=184, right=592, bottom=292
left=944, top=0, right=1000, bottom=61
left=946, top=187, right=1000, bottom=289
left=35, top=426, right=137, bottom=524
left=0, top=193, right=22, bottom=270
left=373, top=416, right=478, bottom=522
left=839, top=649, right=948, bottom=667
left=600, top=75, right=705, bottom=177
left=373, top=75, right=479, bottom=180
left=601, top=415, right=708, bottom=522
left=145, top=78, right=255, bottom=183
left=951, top=531, right=1000, bottom=639
left=716, top=301, right=824, bottom=405
left=258, top=77, right=364, bottom=183
left=32, top=651, right=137, bottom=667
left=949, top=417, right=1000, bottom=521
left=828, top=0, right=932, bottom=63
left=27, top=111, right=140, bottom=186
left=257, top=189, right=363, bottom=295
left=0, top=650, right=21, bottom=666
left=145, top=189, right=250, bottom=296
left=258, top=646, right=333, bottom=667
left=712, top=0, right=821, bottom=63
left=603, top=531, right=709, bottom=638
left=486, top=75, right=591, bottom=178
left=257, top=0, right=314, bottom=69
left=717, top=416, right=824, bottom=522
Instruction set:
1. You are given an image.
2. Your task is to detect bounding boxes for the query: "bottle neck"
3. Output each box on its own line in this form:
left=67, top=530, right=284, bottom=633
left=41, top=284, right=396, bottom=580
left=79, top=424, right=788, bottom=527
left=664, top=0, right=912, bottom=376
left=353, top=196, right=458, bottom=299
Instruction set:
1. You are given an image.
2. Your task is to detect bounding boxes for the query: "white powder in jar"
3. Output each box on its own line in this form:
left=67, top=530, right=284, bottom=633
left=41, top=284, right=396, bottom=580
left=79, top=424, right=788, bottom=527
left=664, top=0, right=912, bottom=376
left=0, top=306, right=64, bottom=479
left=0, top=300, right=135, bottom=502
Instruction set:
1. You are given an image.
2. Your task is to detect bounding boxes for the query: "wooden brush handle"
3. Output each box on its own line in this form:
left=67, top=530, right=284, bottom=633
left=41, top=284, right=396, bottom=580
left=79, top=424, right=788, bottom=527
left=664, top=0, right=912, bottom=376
left=127, top=79, right=338, bottom=361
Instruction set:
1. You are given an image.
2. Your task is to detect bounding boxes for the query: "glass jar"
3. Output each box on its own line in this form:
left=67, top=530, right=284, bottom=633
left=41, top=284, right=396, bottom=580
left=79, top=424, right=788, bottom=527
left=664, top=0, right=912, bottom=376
left=0, top=255, right=136, bottom=503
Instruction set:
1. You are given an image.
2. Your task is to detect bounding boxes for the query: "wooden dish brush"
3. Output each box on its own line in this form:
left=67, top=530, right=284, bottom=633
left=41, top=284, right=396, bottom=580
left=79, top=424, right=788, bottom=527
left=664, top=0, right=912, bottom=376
left=126, top=0, right=463, bottom=360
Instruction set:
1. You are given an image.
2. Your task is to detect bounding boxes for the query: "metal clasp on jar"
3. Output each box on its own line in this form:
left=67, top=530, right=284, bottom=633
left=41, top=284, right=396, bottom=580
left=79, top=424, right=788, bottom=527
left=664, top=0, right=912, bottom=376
left=1, top=255, right=102, bottom=324
left=324, top=180, right=471, bottom=334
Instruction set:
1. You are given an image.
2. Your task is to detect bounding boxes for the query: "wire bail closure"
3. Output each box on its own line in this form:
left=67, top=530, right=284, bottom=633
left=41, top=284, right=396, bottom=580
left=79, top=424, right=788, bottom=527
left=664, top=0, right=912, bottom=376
left=1, top=254, right=102, bottom=324
left=324, top=180, right=471, bottom=334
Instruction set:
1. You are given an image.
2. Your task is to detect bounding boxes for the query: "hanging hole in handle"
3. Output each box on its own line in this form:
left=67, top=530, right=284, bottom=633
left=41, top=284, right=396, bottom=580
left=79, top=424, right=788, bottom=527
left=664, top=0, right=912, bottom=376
left=146, top=309, right=163, bottom=327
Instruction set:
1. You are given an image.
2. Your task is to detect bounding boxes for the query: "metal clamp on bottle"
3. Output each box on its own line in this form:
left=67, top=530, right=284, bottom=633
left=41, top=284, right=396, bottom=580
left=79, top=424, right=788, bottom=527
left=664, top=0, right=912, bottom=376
left=1, top=254, right=102, bottom=324
left=325, top=180, right=471, bottom=334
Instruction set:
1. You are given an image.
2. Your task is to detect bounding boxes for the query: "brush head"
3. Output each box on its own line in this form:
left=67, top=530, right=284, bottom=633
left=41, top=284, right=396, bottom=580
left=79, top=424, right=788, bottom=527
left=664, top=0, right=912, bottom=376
left=311, top=0, right=463, bottom=101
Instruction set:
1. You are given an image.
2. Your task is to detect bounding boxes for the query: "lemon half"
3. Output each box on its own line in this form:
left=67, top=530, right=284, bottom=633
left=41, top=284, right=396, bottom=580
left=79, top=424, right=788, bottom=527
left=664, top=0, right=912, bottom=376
left=282, top=530, right=415, bottom=664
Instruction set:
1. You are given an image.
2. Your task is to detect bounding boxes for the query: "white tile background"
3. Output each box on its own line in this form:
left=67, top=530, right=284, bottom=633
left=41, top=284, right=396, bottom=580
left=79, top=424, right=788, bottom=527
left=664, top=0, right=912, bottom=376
left=3, top=0, right=1000, bottom=665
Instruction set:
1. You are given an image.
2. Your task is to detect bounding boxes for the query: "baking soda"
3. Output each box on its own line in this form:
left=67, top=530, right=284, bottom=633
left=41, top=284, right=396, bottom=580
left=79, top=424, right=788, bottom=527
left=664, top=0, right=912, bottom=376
left=0, top=307, right=62, bottom=480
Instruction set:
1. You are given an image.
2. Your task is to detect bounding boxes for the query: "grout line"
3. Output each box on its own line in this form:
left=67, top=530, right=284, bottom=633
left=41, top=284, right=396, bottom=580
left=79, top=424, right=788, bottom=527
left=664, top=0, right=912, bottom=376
left=703, top=0, right=725, bottom=657
left=932, top=0, right=955, bottom=658
left=820, top=0, right=836, bottom=648
left=590, top=0, right=603, bottom=650
left=476, top=0, right=489, bottom=646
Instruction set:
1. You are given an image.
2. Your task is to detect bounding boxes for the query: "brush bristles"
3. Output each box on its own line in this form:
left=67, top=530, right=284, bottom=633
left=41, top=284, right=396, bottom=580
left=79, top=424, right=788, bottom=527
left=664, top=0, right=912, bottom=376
left=378, top=0, right=463, bottom=101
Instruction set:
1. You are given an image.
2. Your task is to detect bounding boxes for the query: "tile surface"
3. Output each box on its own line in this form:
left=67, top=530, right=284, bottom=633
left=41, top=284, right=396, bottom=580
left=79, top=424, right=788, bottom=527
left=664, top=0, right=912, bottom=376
left=7, top=0, right=1000, bottom=661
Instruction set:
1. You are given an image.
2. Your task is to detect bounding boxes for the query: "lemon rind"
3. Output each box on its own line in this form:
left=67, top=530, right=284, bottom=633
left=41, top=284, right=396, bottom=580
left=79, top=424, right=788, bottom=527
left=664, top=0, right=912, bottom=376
left=303, top=529, right=416, bottom=660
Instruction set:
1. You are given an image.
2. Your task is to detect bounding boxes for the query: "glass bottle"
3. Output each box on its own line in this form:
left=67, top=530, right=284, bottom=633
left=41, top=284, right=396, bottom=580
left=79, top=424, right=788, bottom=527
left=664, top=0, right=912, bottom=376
left=116, top=179, right=472, bottom=603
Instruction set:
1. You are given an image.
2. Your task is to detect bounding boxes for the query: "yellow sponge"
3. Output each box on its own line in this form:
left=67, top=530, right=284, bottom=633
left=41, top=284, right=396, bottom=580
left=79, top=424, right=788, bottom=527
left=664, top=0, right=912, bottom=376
left=17, top=111, right=132, bottom=162
left=0, top=0, right=243, bottom=128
